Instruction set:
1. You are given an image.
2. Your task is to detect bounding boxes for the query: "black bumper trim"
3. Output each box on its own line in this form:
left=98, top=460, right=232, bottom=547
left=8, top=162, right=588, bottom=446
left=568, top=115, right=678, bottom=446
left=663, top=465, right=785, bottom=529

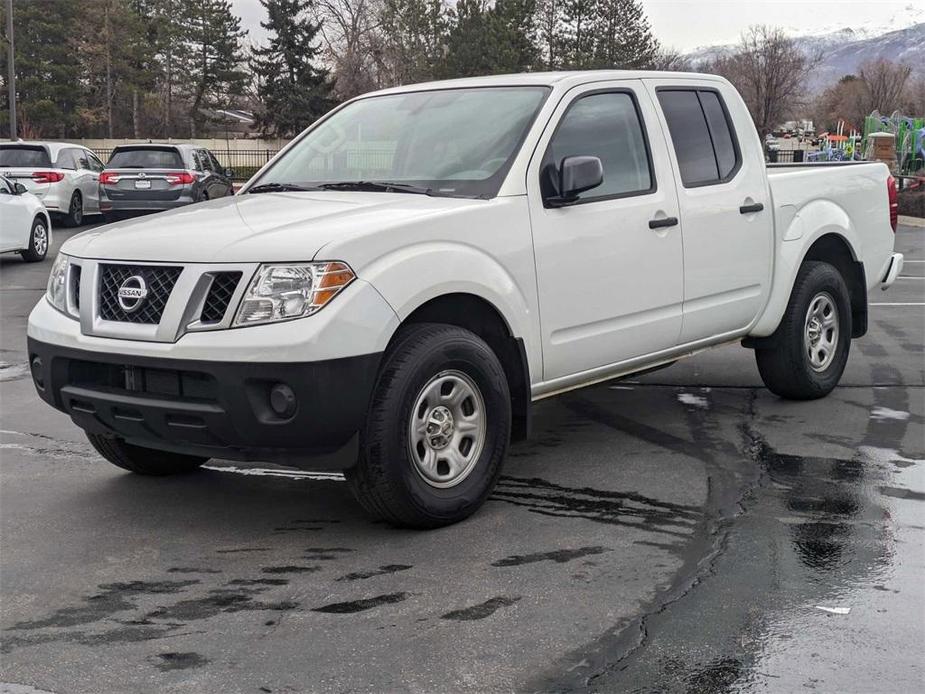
left=28, top=338, right=381, bottom=468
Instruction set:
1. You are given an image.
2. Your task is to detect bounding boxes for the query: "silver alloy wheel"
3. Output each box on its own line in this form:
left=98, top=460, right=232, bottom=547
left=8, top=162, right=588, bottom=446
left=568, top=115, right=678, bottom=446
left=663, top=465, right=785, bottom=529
left=32, top=223, right=48, bottom=256
left=408, top=369, right=487, bottom=488
left=804, top=291, right=839, bottom=372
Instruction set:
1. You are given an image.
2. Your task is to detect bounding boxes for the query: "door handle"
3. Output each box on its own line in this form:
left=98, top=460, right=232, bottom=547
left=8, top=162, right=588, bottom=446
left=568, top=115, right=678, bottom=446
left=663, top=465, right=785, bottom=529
left=739, top=202, right=764, bottom=214
left=649, top=216, right=679, bottom=229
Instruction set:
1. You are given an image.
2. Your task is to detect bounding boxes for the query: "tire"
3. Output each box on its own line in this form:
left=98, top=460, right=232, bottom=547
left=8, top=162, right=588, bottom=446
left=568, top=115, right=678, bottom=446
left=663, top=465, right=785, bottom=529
left=755, top=261, right=852, bottom=400
left=20, top=217, right=49, bottom=262
left=62, top=191, right=83, bottom=227
left=87, top=433, right=208, bottom=475
left=346, top=323, right=511, bottom=528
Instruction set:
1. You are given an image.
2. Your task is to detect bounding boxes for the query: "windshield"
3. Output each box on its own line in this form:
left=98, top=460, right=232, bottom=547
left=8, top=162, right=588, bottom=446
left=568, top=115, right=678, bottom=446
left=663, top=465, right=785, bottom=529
left=253, top=87, right=549, bottom=198
left=0, top=146, right=51, bottom=167
left=108, top=148, right=184, bottom=169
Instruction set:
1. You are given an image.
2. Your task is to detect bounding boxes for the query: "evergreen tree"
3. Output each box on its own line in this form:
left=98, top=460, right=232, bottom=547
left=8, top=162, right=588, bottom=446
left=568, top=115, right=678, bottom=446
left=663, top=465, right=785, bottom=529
left=379, top=0, right=449, bottom=85
left=250, top=0, right=333, bottom=138
left=559, top=0, right=596, bottom=69
left=0, top=0, right=83, bottom=138
left=180, top=0, right=248, bottom=137
left=443, top=0, right=537, bottom=78
left=78, top=0, right=152, bottom=138
left=592, top=0, right=659, bottom=69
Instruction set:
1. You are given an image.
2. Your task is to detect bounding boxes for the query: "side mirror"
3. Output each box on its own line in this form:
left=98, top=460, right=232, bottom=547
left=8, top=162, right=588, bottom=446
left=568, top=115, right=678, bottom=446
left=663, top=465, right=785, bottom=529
left=224, top=167, right=234, bottom=179
left=14, top=182, right=28, bottom=195
left=547, top=155, right=604, bottom=207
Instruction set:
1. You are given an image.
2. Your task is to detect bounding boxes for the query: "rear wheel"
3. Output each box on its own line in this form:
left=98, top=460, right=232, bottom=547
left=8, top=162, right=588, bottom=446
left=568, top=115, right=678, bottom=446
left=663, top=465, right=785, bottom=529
left=87, top=433, right=208, bottom=475
left=62, top=191, right=83, bottom=227
left=346, top=323, right=511, bottom=528
left=20, top=217, right=49, bottom=262
left=755, top=261, right=852, bottom=400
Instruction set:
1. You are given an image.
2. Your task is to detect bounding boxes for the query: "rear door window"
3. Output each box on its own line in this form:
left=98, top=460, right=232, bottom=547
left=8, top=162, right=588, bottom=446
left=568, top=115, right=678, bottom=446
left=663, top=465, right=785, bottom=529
left=107, top=148, right=184, bottom=169
left=0, top=145, right=51, bottom=167
left=657, top=88, right=741, bottom=187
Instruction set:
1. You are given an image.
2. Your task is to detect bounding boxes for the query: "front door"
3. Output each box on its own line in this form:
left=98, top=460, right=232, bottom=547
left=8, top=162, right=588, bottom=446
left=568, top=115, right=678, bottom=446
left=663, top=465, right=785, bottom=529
left=528, top=82, right=684, bottom=382
left=644, top=79, right=774, bottom=343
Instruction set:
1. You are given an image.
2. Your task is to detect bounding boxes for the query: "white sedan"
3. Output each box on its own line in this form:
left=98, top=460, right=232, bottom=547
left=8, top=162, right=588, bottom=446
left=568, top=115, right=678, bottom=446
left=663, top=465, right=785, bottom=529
left=0, top=175, right=52, bottom=262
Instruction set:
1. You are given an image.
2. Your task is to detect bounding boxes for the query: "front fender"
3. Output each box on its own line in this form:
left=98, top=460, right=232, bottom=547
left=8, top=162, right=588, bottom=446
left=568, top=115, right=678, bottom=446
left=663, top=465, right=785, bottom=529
left=360, top=241, right=541, bottom=380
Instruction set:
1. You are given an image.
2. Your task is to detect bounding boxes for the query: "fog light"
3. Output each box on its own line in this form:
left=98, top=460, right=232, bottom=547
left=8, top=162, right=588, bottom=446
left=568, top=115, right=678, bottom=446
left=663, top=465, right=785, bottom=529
left=31, top=356, right=44, bottom=387
left=269, top=383, right=297, bottom=418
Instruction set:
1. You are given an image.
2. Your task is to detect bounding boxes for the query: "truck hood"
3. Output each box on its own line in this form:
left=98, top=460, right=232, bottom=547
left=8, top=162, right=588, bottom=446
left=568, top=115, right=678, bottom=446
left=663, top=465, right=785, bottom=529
left=61, top=192, right=480, bottom=263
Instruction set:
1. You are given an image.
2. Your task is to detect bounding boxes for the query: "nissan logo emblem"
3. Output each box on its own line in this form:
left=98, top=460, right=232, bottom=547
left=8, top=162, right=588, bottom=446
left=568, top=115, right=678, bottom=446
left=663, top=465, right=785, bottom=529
left=117, top=275, right=148, bottom=313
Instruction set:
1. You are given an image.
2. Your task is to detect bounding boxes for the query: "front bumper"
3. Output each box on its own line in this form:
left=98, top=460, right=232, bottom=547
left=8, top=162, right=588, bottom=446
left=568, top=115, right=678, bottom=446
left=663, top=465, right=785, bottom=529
left=28, top=337, right=381, bottom=467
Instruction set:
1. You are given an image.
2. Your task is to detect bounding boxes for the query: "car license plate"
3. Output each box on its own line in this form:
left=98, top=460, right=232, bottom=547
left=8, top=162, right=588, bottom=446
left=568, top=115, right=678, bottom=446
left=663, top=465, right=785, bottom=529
left=134, top=180, right=151, bottom=189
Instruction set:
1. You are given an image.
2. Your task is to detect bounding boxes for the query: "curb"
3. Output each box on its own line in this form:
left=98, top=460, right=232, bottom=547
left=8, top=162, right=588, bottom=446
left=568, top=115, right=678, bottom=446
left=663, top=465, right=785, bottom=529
left=899, top=215, right=925, bottom=228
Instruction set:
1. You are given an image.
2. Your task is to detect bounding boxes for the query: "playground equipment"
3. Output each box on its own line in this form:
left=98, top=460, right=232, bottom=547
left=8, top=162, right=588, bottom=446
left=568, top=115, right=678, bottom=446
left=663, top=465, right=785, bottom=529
left=863, top=111, right=925, bottom=175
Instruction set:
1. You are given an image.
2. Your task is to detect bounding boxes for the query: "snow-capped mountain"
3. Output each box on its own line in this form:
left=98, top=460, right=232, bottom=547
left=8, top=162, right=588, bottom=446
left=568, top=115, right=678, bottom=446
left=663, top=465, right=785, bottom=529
left=687, top=6, right=925, bottom=89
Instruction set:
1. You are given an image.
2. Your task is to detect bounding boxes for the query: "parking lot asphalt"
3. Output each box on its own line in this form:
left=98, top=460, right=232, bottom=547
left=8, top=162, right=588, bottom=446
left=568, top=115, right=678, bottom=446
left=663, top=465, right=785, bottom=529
left=1, top=218, right=922, bottom=694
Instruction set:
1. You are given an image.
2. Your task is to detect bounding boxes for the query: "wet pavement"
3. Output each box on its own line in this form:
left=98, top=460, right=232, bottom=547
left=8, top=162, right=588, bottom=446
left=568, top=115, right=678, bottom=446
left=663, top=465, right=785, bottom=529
left=0, top=220, right=922, bottom=693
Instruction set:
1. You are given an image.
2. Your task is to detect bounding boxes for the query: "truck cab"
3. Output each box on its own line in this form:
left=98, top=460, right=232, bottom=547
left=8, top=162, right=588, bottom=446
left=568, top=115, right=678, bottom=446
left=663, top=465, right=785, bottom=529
left=27, top=71, right=903, bottom=528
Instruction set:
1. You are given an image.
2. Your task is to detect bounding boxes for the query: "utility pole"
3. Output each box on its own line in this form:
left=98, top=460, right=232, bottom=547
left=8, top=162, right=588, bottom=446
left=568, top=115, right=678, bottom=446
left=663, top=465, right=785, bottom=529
left=5, top=0, right=15, bottom=140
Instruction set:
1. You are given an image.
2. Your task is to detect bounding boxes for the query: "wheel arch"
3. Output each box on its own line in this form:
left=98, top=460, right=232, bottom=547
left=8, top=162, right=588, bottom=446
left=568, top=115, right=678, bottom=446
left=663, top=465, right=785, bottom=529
left=747, top=230, right=867, bottom=346
left=802, top=233, right=866, bottom=338
left=392, top=292, right=531, bottom=442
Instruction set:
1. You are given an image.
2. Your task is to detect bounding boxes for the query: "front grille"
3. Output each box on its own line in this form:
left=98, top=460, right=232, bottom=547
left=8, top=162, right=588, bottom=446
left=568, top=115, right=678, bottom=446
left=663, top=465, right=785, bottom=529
left=99, top=264, right=182, bottom=324
left=71, top=265, right=81, bottom=310
left=200, top=272, right=241, bottom=323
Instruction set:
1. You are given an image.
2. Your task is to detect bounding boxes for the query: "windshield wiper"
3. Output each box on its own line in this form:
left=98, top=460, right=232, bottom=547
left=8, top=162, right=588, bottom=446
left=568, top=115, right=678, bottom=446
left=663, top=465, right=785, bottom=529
left=316, top=181, right=434, bottom=196
left=246, top=182, right=317, bottom=194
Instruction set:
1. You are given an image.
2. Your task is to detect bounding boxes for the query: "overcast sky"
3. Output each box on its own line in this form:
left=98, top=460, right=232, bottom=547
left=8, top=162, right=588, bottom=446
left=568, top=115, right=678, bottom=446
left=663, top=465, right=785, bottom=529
left=230, top=0, right=922, bottom=52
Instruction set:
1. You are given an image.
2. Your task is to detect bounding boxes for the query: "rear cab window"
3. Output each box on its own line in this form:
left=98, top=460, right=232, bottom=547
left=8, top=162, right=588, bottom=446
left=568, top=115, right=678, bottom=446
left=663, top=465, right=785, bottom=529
left=0, top=145, right=52, bottom=168
left=656, top=87, right=741, bottom=187
left=108, top=147, right=184, bottom=169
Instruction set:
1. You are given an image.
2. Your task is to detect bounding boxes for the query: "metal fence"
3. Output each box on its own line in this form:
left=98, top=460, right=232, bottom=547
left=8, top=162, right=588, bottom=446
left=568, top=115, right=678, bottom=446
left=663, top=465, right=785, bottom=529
left=92, top=148, right=280, bottom=182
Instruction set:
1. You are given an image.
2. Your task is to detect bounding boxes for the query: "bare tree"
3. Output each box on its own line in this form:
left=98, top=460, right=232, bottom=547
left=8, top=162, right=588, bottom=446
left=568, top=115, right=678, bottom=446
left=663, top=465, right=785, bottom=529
left=858, top=58, right=912, bottom=116
left=649, top=47, right=690, bottom=72
left=814, top=74, right=868, bottom=132
left=706, top=25, right=819, bottom=135
left=314, top=0, right=388, bottom=100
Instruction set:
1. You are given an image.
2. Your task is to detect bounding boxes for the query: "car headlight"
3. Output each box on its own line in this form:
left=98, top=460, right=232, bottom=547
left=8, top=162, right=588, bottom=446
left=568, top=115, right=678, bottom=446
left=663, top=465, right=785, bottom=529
left=46, top=252, right=70, bottom=314
left=233, top=262, right=356, bottom=326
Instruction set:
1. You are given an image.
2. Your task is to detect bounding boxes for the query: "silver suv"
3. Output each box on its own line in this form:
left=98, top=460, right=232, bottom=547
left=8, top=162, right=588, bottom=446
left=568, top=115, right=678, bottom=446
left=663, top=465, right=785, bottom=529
left=99, top=143, right=234, bottom=220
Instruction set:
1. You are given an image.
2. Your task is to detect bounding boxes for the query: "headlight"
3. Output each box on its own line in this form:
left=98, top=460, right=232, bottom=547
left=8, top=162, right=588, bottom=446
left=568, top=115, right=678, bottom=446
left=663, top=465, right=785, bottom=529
left=234, top=262, right=355, bottom=326
left=46, top=253, right=69, bottom=314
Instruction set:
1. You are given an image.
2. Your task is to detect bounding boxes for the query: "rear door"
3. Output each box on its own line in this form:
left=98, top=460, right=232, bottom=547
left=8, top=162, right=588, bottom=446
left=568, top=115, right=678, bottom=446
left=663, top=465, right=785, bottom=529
left=528, top=81, right=684, bottom=382
left=644, top=79, right=773, bottom=343
left=64, top=148, right=98, bottom=212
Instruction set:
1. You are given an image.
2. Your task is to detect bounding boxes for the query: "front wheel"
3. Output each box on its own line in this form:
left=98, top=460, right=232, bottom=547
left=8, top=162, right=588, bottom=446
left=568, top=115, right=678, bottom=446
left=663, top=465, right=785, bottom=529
left=755, top=261, right=852, bottom=400
left=20, top=217, right=49, bottom=262
left=87, top=434, right=208, bottom=475
left=346, top=323, right=511, bottom=528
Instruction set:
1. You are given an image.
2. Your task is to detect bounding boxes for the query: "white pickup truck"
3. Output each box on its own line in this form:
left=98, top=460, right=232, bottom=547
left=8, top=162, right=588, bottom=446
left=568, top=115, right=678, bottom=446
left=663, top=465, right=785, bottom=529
left=28, top=71, right=903, bottom=527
